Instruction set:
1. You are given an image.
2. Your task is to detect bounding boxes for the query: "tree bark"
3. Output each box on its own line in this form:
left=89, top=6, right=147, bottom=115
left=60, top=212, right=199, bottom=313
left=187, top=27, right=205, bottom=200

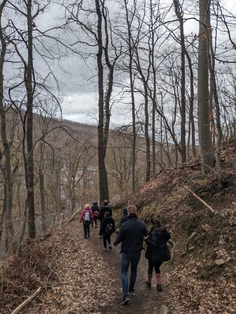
left=124, top=0, right=137, bottom=192
left=198, top=0, right=214, bottom=172
left=26, top=0, right=36, bottom=238
left=96, top=0, right=109, bottom=204
left=174, top=0, right=187, bottom=164
left=0, top=0, right=16, bottom=253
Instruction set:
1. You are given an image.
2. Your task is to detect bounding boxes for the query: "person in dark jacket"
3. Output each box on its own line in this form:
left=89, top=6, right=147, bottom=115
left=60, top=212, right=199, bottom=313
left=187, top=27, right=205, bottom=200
left=101, top=211, right=115, bottom=251
left=119, top=207, right=128, bottom=227
left=98, top=200, right=112, bottom=237
left=144, top=217, right=171, bottom=291
left=91, top=201, right=100, bottom=228
left=113, top=205, right=148, bottom=305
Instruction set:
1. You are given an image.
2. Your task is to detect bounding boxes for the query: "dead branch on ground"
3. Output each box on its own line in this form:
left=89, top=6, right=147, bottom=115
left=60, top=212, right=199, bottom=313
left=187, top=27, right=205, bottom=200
left=11, top=287, right=42, bottom=314
left=177, top=183, right=215, bottom=214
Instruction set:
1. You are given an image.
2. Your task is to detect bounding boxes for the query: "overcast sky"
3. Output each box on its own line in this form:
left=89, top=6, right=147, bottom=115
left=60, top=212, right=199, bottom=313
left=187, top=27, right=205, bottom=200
left=32, top=0, right=236, bottom=128
left=29, top=1, right=132, bottom=128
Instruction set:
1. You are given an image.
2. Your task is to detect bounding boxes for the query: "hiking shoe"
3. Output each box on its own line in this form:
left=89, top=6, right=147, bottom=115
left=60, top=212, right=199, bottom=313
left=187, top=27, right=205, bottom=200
left=157, top=284, right=162, bottom=291
left=145, top=281, right=151, bottom=288
left=103, top=247, right=107, bottom=251
left=129, top=289, right=136, bottom=296
left=121, top=294, right=130, bottom=305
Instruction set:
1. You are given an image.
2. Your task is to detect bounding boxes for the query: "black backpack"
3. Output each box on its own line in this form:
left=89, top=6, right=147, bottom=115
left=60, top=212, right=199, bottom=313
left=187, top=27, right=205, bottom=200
left=105, top=222, right=113, bottom=236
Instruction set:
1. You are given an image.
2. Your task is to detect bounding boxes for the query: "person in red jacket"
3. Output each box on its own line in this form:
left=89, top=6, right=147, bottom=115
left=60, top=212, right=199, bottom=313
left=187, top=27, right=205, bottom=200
left=80, top=204, right=94, bottom=239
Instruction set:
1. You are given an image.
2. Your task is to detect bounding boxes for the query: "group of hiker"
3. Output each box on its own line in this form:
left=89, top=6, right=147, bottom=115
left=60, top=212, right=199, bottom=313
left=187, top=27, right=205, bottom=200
left=79, top=201, right=171, bottom=305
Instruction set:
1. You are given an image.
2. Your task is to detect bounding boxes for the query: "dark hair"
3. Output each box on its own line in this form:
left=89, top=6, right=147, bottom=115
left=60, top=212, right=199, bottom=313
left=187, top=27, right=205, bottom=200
left=151, top=217, right=160, bottom=227
left=104, top=200, right=108, bottom=205
left=104, top=211, right=110, bottom=217
left=151, top=218, right=162, bottom=233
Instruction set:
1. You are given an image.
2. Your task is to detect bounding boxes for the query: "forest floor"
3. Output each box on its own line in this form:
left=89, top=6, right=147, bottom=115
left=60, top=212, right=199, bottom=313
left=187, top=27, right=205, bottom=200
left=2, top=219, right=171, bottom=314
left=1, top=213, right=236, bottom=314
left=1, top=137, right=236, bottom=313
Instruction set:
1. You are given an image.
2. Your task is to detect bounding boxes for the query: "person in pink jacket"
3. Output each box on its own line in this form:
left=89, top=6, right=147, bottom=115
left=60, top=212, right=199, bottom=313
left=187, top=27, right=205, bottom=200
left=80, top=204, right=94, bottom=238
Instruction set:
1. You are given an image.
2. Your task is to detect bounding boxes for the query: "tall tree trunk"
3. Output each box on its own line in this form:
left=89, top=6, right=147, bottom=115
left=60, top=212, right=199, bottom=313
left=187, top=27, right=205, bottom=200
left=198, top=0, right=214, bottom=172
left=174, top=0, right=186, bottom=164
left=185, top=51, right=197, bottom=157
left=150, top=0, right=157, bottom=179
left=208, top=16, right=223, bottom=190
left=25, top=0, right=36, bottom=238
left=0, top=0, right=17, bottom=254
left=96, top=0, right=109, bottom=204
left=144, top=92, right=151, bottom=182
left=96, top=0, right=119, bottom=203
left=39, top=167, right=46, bottom=231
left=124, top=0, right=137, bottom=192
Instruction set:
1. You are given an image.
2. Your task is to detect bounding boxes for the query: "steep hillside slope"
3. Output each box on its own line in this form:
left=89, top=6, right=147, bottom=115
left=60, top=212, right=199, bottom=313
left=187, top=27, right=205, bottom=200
left=112, top=137, right=236, bottom=312
left=1, top=137, right=236, bottom=313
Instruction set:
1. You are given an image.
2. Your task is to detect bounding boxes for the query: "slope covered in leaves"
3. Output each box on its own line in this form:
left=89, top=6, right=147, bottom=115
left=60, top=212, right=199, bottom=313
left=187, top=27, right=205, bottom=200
left=1, top=137, right=236, bottom=313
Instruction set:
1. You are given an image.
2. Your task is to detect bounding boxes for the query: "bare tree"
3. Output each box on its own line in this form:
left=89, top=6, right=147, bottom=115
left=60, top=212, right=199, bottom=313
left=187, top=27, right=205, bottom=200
left=173, top=0, right=187, bottom=164
left=123, top=0, right=137, bottom=191
left=0, top=0, right=17, bottom=253
left=198, top=0, right=214, bottom=172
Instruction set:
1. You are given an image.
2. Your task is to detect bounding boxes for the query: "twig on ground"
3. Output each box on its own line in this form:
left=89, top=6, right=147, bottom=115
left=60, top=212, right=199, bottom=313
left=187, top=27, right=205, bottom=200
left=11, top=287, right=42, bottom=314
left=184, top=232, right=198, bottom=252
left=177, top=183, right=215, bottom=213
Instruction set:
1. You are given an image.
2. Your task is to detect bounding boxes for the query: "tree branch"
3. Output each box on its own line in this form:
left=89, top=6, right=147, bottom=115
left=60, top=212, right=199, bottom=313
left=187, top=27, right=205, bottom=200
left=11, top=287, right=42, bottom=314
left=177, top=183, right=215, bottom=213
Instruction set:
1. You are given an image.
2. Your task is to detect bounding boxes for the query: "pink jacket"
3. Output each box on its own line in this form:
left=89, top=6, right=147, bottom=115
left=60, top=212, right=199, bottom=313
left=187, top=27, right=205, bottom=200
left=80, top=206, right=94, bottom=223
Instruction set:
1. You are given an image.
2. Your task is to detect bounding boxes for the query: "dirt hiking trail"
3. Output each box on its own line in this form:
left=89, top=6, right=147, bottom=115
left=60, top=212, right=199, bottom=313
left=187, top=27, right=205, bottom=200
left=18, top=217, right=171, bottom=314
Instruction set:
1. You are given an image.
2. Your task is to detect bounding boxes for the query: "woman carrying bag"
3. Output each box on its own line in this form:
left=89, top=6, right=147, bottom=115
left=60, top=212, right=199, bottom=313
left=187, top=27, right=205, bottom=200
left=144, top=217, right=171, bottom=291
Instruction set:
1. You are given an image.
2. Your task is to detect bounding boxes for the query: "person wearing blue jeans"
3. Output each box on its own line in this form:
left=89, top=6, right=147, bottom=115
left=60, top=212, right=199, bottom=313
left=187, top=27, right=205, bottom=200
left=113, top=205, right=148, bottom=305
left=121, top=252, right=141, bottom=296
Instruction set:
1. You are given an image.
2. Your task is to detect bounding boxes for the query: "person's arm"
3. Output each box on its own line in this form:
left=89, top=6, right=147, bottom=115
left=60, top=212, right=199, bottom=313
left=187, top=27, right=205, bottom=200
left=98, top=208, right=102, bottom=220
left=101, top=219, right=106, bottom=234
left=161, top=228, right=171, bottom=241
left=113, top=225, right=124, bottom=246
left=145, top=232, right=159, bottom=248
left=143, top=224, right=148, bottom=237
left=79, top=210, right=84, bottom=223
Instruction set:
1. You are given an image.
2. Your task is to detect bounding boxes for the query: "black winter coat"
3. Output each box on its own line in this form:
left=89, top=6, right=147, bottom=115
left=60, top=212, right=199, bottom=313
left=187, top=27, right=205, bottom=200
left=99, top=205, right=112, bottom=221
left=113, top=214, right=148, bottom=253
left=91, top=203, right=100, bottom=218
left=145, top=228, right=171, bottom=262
left=119, top=214, right=128, bottom=227
left=101, top=217, right=115, bottom=235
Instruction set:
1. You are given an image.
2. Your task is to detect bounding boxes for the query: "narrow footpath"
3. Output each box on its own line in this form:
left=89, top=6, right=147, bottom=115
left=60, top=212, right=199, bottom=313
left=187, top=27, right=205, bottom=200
left=20, top=217, right=171, bottom=314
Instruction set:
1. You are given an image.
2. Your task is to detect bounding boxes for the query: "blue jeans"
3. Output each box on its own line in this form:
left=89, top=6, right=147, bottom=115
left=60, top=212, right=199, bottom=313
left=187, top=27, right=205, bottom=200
left=121, top=252, right=141, bottom=295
